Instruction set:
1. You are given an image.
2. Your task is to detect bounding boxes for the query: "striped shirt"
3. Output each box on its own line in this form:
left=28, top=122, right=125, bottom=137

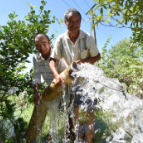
left=33, top=52, right=67, bottom=85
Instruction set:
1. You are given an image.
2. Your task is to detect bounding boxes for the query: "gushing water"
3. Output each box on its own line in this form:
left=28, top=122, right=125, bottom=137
left=48, top=63, right=143, bottom=143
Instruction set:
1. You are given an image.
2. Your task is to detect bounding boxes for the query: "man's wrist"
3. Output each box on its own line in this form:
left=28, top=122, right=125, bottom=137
left=34, top=83, right=40, bottom=94
left=54, top=73, right=59, bottom=78
left=34, top=91, right=39, bottom=94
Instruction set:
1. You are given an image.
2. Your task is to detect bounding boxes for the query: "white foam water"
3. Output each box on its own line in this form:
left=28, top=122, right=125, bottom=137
left=47, top=84, right=72, bottom=143
left=47, top=63, right=143, bottom=143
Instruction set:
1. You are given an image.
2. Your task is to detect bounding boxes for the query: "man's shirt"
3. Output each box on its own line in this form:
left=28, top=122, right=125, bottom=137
left=50, top=30, right=99, bottom=66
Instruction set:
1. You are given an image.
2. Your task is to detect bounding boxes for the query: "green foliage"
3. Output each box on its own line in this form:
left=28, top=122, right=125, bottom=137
left=96, top=38, right=143, bottom=97
left=91, top=0, right=143, bottom=46
left=0, top=0, right=59, bottom=142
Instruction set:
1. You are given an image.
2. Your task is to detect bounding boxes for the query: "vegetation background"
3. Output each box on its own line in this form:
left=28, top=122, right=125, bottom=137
left=0, top=0, right=142, bottom=142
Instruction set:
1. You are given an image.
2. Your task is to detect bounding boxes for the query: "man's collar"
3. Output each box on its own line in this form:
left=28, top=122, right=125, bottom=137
left=65, top=30, right=85, bottom=40
left=35, top=49, right=52, bottom=61
left=37, top=53, right=44, bottom=60
left=35, top=53, right=44, bottom=61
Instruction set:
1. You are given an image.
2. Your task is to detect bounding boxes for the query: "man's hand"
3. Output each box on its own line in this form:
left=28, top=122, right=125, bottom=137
left=49, top=58, right=64, bottom=85
left=33, top=83, right=41, bottom=105
left=55, top=74, right=64, bottom=85
left=33, top=92, right=41, bottom=105
left=75, top=53, right=101, bottom=65
left=75, top=60, right=83, bottom=64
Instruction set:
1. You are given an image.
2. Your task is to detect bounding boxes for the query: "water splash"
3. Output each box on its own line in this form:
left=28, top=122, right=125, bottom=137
left=47, top=63, right=143, bottom=143
left=71, top=63, right=143, bottom=142
left=47, top=83, right=72, bottom=143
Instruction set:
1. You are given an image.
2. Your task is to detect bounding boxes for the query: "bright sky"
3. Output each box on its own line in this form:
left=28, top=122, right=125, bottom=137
left=0, top=0, right=132, bottom=72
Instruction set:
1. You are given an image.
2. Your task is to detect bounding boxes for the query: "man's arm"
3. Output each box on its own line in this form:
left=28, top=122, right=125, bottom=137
left=33, top=83, right=41, bottom=105
left=49, top=58, right=64, bottom=85
left=76, top=33, right=101, bottom=65
left=34, top=83, right=40, bottom=94
left=33, top=57, right=41, bottom=105
left=76, top=53, right=101, bottom=65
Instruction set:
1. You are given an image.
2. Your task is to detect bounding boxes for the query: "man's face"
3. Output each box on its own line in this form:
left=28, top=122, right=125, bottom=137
left=35, top=36, right=51, bottom=55
left=65, top=13, right=81, bottom=34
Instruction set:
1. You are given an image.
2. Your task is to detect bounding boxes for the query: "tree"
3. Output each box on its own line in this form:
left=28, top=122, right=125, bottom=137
left=0, top=0, right=59, bottom=142
left=96, top=38, right=143, bottom=97
left=90, top=0, right=143, bottom=46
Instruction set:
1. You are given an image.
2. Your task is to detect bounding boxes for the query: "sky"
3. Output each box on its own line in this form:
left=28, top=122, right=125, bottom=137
left=0, top=0, right=132, bottom=72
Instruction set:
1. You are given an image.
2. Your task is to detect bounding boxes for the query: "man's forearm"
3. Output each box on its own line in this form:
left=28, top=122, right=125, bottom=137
left=50, top=58, right=65, bottom=85
left=34, top=83, right=40, bottom=94
left=49, top=58, right=59, bottom=77
left=33, top=83, right=41, bottom=105
left=82, top=53, right=101, bottom=64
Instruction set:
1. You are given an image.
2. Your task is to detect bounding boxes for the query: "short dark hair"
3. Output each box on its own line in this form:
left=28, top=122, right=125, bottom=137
left=34, top=33, right=50, bottom=44
left=64, top=8, right=82, bottom=21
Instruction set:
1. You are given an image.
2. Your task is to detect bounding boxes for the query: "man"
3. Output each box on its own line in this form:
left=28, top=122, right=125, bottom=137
left=49, top=9, right=100, bottom=142
left=33, top=33, right=67, bottom=105
left=33, top=33, right=67, bottom=143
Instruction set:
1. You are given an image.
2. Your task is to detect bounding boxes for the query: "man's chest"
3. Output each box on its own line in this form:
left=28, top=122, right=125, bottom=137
left=62, top=39, right=89, bottom=61
left=36, top=60, right=51, bottom=73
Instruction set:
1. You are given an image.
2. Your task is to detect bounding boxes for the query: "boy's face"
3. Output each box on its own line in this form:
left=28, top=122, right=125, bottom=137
left=35, top=36, right=51, bottom=55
